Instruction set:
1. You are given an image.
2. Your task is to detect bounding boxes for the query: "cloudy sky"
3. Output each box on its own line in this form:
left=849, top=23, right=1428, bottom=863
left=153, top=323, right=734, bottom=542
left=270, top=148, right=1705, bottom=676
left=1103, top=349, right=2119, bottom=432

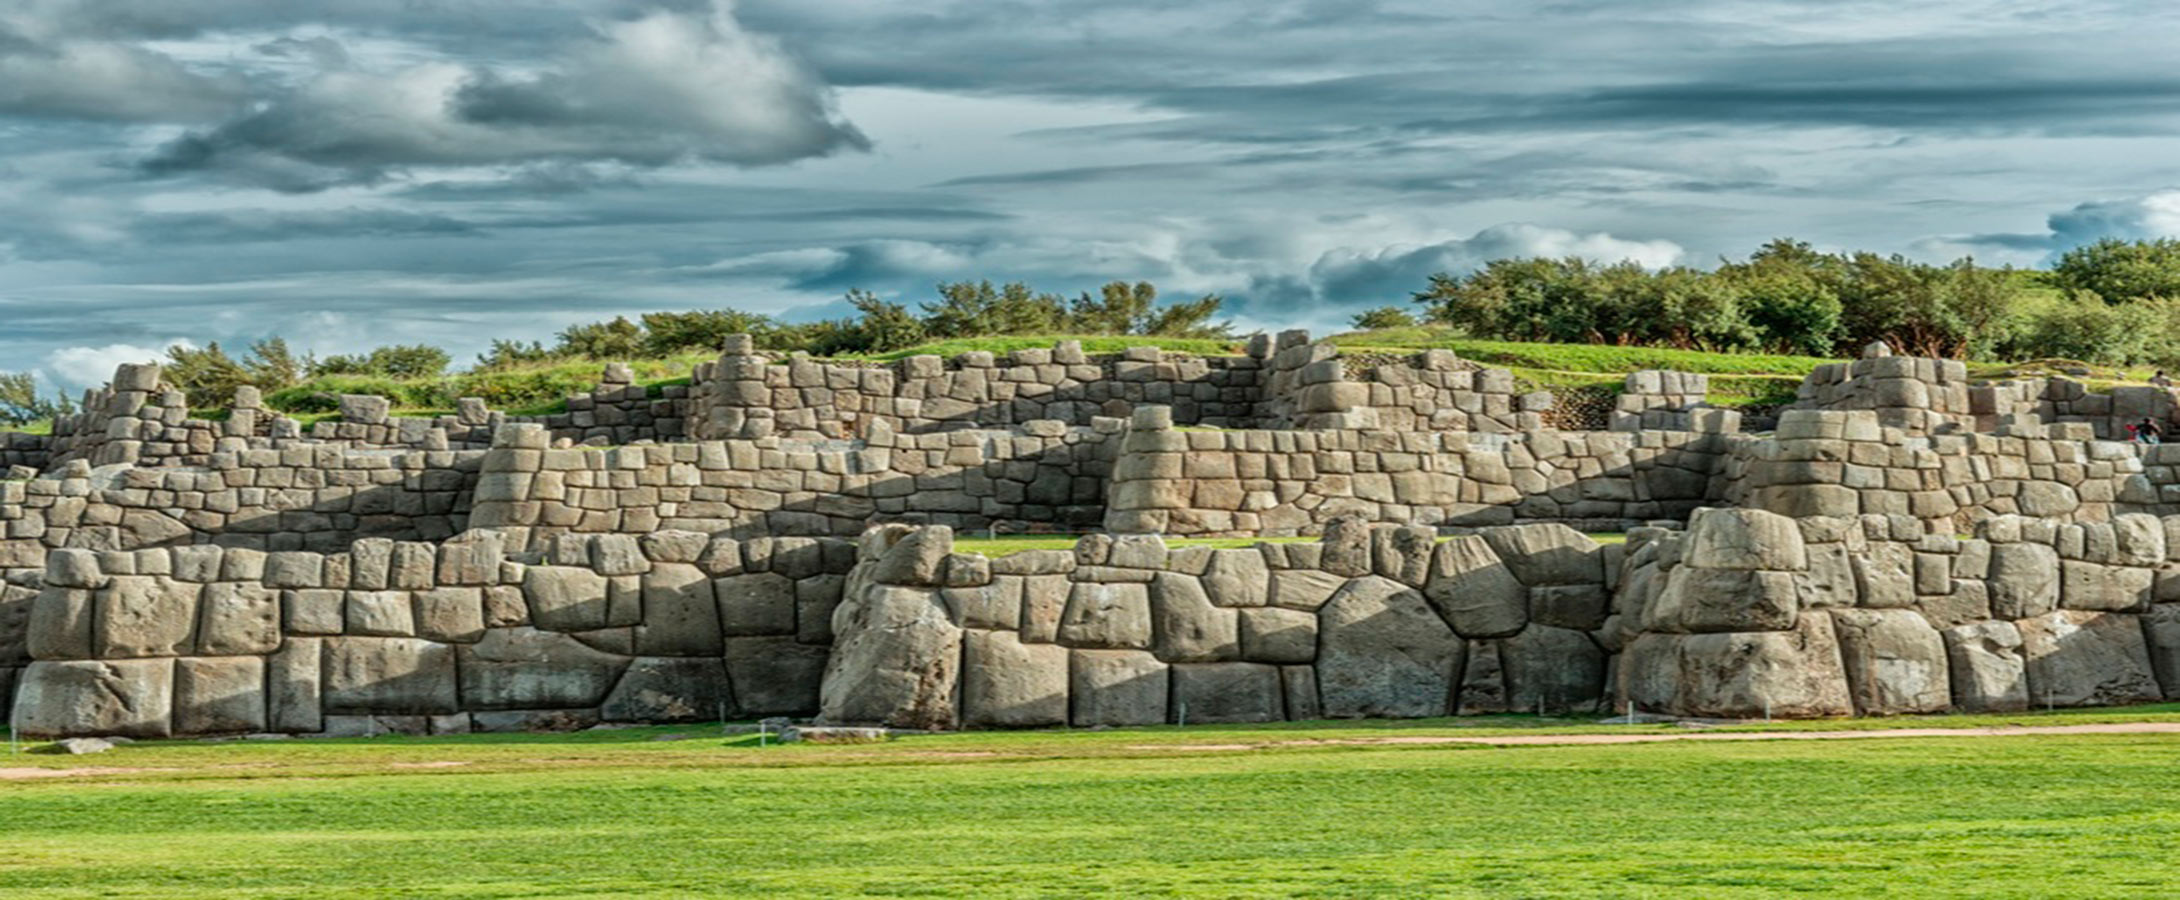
left=6, top=0, right=2180, bottom=390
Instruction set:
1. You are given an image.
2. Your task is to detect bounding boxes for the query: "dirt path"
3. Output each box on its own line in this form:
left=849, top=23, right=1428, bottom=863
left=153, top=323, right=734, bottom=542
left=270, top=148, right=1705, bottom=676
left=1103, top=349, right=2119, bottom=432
left=1129, top=721, right=2180, bottom=752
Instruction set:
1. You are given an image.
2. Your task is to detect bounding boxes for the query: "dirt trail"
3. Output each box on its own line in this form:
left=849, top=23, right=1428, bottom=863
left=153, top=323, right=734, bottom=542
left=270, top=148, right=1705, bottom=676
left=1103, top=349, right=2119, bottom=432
left=1128, top=721, right=2180, bottom=751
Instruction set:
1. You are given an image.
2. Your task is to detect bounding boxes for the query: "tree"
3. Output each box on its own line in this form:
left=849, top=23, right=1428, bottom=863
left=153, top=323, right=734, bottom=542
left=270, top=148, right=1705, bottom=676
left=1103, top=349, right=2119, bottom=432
left=0, top=371, right=72, bottom=427
left=2052, top=237, right=2180, bottom=303
left=313, top=344, right=451, bottom=379
left=923, top=281, right=1067, bottom=338
left=1350, top=306, right=1418, bottom=330
left=641, top=309, right=781, bottom=355
left=1070, top=281, right=1158, bottom=334
left=847, top=289, right=928, bottom=352
left=475, top=339, right=556, bottom=371
left=554, top=317, right=645, bottom=359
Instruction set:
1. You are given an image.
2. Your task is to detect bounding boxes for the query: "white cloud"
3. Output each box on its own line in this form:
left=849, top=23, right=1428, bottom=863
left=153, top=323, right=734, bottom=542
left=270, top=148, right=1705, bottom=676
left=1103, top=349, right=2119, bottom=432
left=1305, top=224, right=1687, bottom=307
left=44, top=341, right=186, bottom=389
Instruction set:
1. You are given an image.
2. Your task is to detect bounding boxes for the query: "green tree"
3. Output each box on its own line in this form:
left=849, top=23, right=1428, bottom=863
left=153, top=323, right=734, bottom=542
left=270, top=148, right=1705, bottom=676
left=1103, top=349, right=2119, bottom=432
left=641, top=309, right=781, bottom=355
left=2052, top=237, right=2180, bottom=303
left=1350, top=306, right=1419, bottom=330
left=0, top=371, right=73, bottom=427
left=313, top=344, right=451, bottom=379
left=554, top=317, right=645, bottom=358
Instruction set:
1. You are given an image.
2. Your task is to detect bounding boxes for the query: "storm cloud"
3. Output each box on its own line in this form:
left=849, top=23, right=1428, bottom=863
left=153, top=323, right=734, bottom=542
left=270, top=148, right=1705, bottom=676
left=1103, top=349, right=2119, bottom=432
left=5, top=0, right=2180, bottom=388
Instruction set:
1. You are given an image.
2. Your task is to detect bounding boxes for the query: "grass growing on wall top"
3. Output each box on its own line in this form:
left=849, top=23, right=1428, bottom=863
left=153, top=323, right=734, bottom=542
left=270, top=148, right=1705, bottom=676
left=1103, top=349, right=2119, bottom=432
left=832, top=334, right=1244, bottom=361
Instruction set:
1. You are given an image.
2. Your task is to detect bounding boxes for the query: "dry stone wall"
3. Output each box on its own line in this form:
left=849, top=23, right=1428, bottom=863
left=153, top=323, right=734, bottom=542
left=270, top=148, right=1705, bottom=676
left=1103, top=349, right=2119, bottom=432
left=469, top=421, right=1121, bottom=550
left=1616, top=507, right=2180, bottom=717
left=1103, top=407, right=1728, bottom=536
left=817, top=520, right=1621, bottom=729
left=9, top=529, right=853, bottom=737
left=689, top=335, right=1266, bottom=441
left=1723, top=409, right=2170, bottom=532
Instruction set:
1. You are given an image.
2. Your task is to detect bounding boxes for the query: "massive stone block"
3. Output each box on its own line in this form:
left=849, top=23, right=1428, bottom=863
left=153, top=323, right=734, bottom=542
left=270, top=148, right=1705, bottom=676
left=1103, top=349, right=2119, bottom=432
left=2059, top=561, right=2154, bottom=613
left=1646, top=567, right=1800, bottom=634
left=634, top=563, right=720, bottom=655
left=1478, top=523, right=1603, bottom=585
left=1661, top=614, right=1853, bottom=718
left=324, top=637, right=460, bottom=715
left=1057, top=582, right=1153, bottom=649
left=715, top=572, right=796, bottom=638
left=1830, top=609, right=1949, bottom=715
left=818, top=584, right=961, bottom=728
left=725, top=636, right=830, bottom=717
left=269, top=637, right=323, bottom=732
left=1150, top=573, right=1238, bottom=662
left=961, top=629, right=1068, bottom=728
left=523, top=565, right=610, bottom=632
left=12, top=659, right=174, bottom=738
left=1316, top=576, right=1460, bottom=718
left=1987, top=543, right=2060, bottom=619
left=195, top=583, right=280, bottom=655
left=174, top=656, right=266, bottom=735
left=2144, top=606, right=2180, bottom=700
left=457, top=627, right=628, bottom=710
left=1069, top=649, right=1168, bottom=727
left=1941, top=621, right=2028, bottom=712
left=2016, top=610, right=2162, bottom=708
left=1683, top=508, right=1807, bottom=571
left=95, top=575, right=199, bottom=658
left=1201, top=549, right=1270, bottom=608
left=1170, top=662, right=1284, bottom=723
left=1500, top=625, right=1607, bottom=714
left=1424, top=535, right=1526, bottom=638
left=601, top=657, right=731, bottom=722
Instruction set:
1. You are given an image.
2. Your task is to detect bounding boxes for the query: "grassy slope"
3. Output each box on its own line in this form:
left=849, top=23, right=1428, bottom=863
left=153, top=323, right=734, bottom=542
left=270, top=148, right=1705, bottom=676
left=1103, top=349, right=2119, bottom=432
left=5, top=708, right=2180, bottom=897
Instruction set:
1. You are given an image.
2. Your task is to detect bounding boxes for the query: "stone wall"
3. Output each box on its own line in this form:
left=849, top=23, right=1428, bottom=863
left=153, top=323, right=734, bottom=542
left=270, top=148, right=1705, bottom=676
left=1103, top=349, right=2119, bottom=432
left=689, top=335, right=1266, bottom=441
left=1103, top=407, right=1728, bottom=536
left=1612, top=370, right=1739, bottom=433
left=9, top=529, right=852, bottom=737
left=469, top=421, right=1122, bottom=550
left=1721, top=409, right=2164, bottom=532
left=1617, top=508, right=2180, bottom=717
left=818, top=520, right=1620, bottom=729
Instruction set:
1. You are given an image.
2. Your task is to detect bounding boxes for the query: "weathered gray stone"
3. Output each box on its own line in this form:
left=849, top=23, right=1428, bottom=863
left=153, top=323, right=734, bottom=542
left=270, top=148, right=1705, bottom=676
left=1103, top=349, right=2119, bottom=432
left=26, top=586, right=94, bottom=659
left=269, top=637, right=323, bottom=732
left=1057, top=582, right=1152, bottom=649
left=1830, top=609, right=1949, bottom=715
left=632, top=563, right=719, bottom=654
left=1987, top=542, right=2060, bottom=619
left=1425, top=535, right=1527, bottom=638
left=1941, top=621, right=2028, bottom=712
left=324, top=637, right=459, bottom=714
left=95, top=576, right=199, bottom=658
left=1238, top=606, right=1317, bottom=664
left=1646, top=567, right=1800, bottom=633
left=2060, top=561, right=2154, bottom=613
left=524, top=566, right=609, bottom=632
left=944, top=576, right=1022, bottom=630
left=457, top=627, right=628, bottom=710
left=1269, top=568, right=1346, bottom=612
left=1069, top=649, right=1168, bottom=726
left=2016, top=610, right=2162, bottom=707
left=195, top=582, right=280, bottom=655
left=715, top=572, right=796, bottom=637
left=1668, top=614, right=1853, bottom=718
left=1500, top=625, right=1607, bottom=714
left=1150, top=573, right=1238, bottom=662
left=1170, top=662, right=1284, bottom=723
left=818, top=584, right=962, bottom=729
left=724, top=636, right=830, bottom=716
left=283, top=589, right=344, bottom=636
left=600, top=657, right=730, bottom=722
left=1316, top=576, right=1460, bottom=718
left=2144, top=606, right=2180, bottom=700
left=414, top=587, right=486, bottom=644
left=344, top=590, right=414, bottom=637
left=1684, top=508, right=1808, bottom=571
left=1479, top=523, right=1603, bottom=585
left=1529, top=584, right=1609, bottom=631
left=174, top=656, right=266, bottom=735
left=1201, top=549, right=1270, bottom=608
left=867, top=526, right=953, bottom=586
left=1854, top=542, right=1916, bottom=609
left=961, top=629, right=1069, bottom=728
left=12, top=659, right=174, bottom=738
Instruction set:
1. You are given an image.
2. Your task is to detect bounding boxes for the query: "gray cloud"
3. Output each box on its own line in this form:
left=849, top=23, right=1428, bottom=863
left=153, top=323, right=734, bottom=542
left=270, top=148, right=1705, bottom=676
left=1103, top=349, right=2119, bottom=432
left=7, top=0, right=2180, bottom=383
left=141, top=4, right=867, bottom=188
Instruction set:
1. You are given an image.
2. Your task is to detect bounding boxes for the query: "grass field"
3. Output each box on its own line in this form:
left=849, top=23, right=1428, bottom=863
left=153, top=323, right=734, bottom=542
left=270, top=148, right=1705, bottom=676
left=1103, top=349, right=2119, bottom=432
left=6, top=707, right=2180, bottom=897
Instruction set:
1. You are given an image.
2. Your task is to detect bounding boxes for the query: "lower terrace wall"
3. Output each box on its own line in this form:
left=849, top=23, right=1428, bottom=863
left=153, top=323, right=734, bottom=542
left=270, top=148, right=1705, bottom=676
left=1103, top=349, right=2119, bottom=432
left=1103, top=407, right=1731, bottom=536
left=10, top=530, right=852, bottom=737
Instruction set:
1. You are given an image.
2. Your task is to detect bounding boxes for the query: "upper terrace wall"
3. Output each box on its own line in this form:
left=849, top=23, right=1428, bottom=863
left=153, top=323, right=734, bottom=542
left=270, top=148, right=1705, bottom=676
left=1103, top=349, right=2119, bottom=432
left=469, top=421, right=1123, bottom=551
left=1103, top=407, right=1733, bottom=537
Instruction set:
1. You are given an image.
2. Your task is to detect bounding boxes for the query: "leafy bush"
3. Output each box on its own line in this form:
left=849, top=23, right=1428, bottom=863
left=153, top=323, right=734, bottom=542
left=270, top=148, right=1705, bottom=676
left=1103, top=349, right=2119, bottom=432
left=312, top=344, right=451, bottom=379
left=2052, top=238, right=2180, bottom=303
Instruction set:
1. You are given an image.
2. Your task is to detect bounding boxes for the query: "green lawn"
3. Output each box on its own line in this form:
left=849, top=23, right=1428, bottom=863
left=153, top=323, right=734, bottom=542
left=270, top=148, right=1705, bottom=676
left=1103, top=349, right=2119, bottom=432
left=5, top=709, right=2180, bottom=897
